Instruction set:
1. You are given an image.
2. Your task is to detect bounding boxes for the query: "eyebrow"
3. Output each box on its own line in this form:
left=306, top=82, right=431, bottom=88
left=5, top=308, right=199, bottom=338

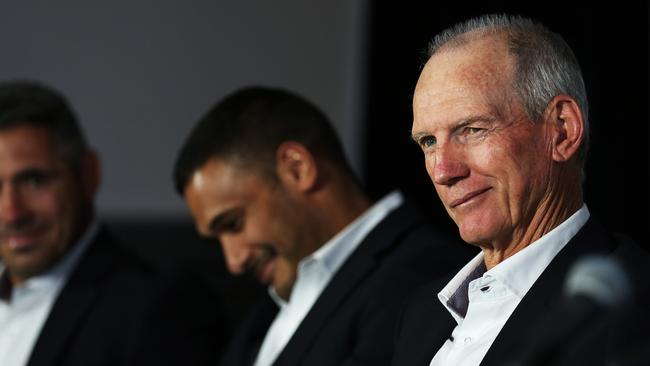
left=13, top=168, right=59, bottom=182
left=207, top=207, right=242, bottom=234
left=411, top=114, right=496, bottom=141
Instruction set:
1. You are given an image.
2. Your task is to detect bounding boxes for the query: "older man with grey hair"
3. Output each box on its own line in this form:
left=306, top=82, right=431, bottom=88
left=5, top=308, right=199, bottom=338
left=392, top=14, right=649, bottom=366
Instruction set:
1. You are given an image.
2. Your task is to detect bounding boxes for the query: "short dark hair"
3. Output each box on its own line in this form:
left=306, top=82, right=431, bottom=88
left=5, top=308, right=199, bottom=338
left=173, top=86, right=354, bottom=195
left=0, top=80, right=88, bottom=171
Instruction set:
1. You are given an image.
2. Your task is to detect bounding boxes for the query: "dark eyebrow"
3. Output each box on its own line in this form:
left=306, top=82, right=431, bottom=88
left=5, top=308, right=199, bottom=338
left=13, top=168, right=59, bottom=183
left=208, top=207, right=243, bottom=234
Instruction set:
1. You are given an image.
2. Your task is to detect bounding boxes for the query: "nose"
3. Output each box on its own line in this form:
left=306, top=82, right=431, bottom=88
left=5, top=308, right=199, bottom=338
left=0, top=183, right=29, bottom=224
left=219, top=235, right=254, bottom=275
left=428, top=142, right=470, bottom=186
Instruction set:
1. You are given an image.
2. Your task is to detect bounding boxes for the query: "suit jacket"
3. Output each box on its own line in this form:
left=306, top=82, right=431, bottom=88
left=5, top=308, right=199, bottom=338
left=26, top=227, right=226, bottom=366
left=221, top=200, right=477, bottom=366
left=392, top=217, right=650, bottom=366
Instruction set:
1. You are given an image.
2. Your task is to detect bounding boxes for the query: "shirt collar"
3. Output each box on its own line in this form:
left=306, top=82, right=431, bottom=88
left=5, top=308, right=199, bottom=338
left=486, top=204, right=590, bottom=298
left=268, top=191, right=404, bottom=307
left=309, top=190, right=403, bottom=273
left=438, top=252, right=486, bottom=322
left=438, top=204, right=590, bottom=321
left=0, top=219, right=100, bottom=299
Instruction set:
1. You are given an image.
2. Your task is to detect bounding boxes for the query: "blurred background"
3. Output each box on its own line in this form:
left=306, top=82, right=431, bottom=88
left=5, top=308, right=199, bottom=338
left=1, top=0, right=646, bottom=326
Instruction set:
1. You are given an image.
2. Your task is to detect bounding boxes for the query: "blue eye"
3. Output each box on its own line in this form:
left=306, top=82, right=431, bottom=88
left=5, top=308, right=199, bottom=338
left=419, top=135, right=436, bottom=148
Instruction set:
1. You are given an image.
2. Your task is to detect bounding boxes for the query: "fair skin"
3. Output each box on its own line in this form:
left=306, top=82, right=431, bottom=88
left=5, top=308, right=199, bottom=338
left=0, top=125, right=99, bottom=285
left=412, top=34, right=584, bottom=270
left=184, top=142, right=370, bottom=299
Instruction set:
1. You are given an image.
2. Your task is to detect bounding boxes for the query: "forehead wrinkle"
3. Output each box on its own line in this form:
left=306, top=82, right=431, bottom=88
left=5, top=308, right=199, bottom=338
left=414, top=33, right=523, bottom=140
left=439, top=36, right=518, bottom=121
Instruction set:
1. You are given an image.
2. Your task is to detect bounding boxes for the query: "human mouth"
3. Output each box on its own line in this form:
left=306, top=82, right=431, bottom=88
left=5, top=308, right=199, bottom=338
left=1, top=233, right=41, bottom=252
left=0, top=227, right=44, bottom=251
left=449, top=188, right=491, bottom=208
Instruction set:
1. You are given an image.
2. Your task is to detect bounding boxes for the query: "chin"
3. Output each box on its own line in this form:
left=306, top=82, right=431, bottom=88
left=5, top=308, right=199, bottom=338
left=459, top=232, right=483, bottom=246
left=457, top=207, right=504, bottom=241
left=457, top=221, right=493, bottom=246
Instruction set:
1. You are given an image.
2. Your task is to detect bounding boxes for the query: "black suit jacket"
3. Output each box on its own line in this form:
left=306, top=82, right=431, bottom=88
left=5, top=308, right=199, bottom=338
left=26, top=227, right=226, bottom=366
left=221, top=200, right=477, bottom=366
left=392, top=217, right=650, bottom=366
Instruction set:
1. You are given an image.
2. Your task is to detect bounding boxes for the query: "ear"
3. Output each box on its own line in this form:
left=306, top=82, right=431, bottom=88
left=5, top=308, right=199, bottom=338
left=545, top=95, right=585, bottom=163
left=81, top=149, right=101, bottom=199
left=275, top=141, right=317, bottom=192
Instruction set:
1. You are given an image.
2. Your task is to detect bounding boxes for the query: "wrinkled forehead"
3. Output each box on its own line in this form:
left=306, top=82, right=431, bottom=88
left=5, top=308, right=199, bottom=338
left=429, top=34, right=513, bottom=88
left=412, top=35, right=524, bottom=135
left=415, top=36, right=516, bottom=108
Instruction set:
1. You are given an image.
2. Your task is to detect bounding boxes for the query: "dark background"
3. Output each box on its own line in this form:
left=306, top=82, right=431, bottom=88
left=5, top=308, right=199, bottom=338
left=363, top=2, right=649, bottom=248
left=0, top=1, right=644, bottom=358
left=109, top=2, right=648, bottom=333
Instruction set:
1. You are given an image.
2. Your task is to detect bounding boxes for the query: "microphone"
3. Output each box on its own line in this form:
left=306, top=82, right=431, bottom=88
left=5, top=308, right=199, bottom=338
left=504, top=255, right=633, bottom=366
left=564, top=254, right=632, bottom=308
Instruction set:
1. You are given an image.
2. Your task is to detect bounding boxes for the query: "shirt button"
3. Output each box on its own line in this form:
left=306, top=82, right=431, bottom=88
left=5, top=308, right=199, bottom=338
left=464, top=337, right=472, bottom=344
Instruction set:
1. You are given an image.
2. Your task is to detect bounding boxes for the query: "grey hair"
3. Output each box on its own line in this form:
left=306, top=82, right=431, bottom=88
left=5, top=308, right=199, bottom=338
left=428, top=14, right=590, bottom=163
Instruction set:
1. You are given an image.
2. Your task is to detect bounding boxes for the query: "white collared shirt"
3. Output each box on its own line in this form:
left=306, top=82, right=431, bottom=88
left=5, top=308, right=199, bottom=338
left=0, top=220, right=99, bottom=366
left=253, top=191, right=404, bottom=366
left=430, top=205, right=590, bottom=366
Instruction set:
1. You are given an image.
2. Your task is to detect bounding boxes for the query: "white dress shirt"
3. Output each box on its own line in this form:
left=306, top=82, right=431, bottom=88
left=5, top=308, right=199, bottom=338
left=430, top=205, right=590, bottom=366
left=0, top=220, right=99, bottom=366
left=253, top=191, right=404, bottom=366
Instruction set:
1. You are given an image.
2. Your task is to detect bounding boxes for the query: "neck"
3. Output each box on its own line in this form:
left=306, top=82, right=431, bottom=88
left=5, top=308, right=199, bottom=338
left=322, top=180, right=372, bottom=239
left=483, top=174, right=583, bottom=270
left=272, top=176, right=371, bottom=301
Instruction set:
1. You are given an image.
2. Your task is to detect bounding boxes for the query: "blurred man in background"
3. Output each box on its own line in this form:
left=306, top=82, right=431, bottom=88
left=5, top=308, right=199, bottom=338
left=0, top=80, right=224, bottom=366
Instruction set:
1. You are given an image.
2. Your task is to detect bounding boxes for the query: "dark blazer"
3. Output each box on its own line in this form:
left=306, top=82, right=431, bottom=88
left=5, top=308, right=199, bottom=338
left=26, top=227, right=226, bottom=366
left=392, top=217, right=650, bottom=366
left=221, top=200, right=477, bottom=366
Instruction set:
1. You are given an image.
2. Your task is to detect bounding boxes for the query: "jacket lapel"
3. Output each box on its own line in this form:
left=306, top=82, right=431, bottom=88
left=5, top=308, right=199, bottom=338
left=399, top=274, right=459, bottom=366
left=222, top=292, right=279, bottom=366
left=275, top=202, right=423, bottom=365
left=26, top=229, right=118, bottom=366
left=479, top=218, right=617, bottom=365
